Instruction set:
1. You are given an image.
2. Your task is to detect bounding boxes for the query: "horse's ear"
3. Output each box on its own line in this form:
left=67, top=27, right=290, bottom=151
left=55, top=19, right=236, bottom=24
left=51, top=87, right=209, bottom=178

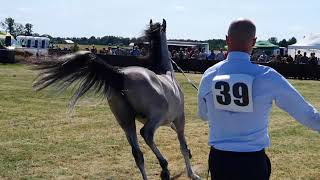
left=150, top=19, right=153, bottom=26
left=162, top=19, right=166, bottom=32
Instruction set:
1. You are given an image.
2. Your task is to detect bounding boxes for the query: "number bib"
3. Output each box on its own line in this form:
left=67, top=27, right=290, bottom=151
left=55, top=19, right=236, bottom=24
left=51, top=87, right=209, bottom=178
left=212, top=74, right=254, bottom=112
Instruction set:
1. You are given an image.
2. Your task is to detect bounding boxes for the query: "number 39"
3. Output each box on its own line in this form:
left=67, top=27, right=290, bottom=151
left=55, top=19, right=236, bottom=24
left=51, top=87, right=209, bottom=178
left=215, top=81, right=249, bottom=106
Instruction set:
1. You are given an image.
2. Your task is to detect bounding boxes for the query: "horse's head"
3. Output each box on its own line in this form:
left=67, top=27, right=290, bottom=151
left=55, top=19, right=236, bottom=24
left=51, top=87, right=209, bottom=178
left=145, top=19, right=172, bottom=74
left=149, top=19, right=168, bottom=45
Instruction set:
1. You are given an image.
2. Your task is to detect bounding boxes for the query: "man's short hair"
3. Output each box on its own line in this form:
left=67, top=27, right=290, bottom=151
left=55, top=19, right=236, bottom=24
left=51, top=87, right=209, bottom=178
left=228, top=19, right=256, bottom=45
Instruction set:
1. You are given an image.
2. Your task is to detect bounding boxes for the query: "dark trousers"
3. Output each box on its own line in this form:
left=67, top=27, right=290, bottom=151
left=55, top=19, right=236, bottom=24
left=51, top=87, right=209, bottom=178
left=209, top=147, right=271, bottom=180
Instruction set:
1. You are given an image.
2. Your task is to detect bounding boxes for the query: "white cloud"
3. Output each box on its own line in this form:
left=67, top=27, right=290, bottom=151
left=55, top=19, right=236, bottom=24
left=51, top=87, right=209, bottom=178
left=17, top=7, right=32, bottom=13
left=288, top=25, right=306, bottom=32
left=174, top=5, right=185, bottom=11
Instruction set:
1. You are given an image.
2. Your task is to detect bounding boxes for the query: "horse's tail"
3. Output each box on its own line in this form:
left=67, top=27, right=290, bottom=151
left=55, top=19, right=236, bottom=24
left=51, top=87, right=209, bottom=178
left=33, top=51, right=124, bottom=108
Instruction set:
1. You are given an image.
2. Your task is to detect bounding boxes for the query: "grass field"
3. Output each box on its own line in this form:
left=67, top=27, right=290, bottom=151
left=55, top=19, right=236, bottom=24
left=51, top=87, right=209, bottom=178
left=0, top=64, right=319, bottom=179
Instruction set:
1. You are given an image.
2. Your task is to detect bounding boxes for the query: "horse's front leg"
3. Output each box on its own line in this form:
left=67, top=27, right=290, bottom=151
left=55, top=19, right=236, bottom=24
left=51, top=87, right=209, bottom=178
left=173, top=114, right=201, bottom=180
left=140, top=118, right=170, bottom=180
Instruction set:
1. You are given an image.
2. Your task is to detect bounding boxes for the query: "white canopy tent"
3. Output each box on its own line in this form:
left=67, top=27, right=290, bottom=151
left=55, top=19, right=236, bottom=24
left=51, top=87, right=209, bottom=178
left=289, top=34, right=320, bottom=49
left=288, top=34, right=320, bottom=59
left=64, top=39, right=74, bottom=44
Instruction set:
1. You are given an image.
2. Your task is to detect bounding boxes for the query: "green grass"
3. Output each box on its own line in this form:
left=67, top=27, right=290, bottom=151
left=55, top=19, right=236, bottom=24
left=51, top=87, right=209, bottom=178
left=0, top=64, right=319, bottom=179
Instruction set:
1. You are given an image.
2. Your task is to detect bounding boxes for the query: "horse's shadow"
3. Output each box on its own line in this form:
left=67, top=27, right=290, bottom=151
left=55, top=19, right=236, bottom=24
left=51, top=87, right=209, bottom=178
left=170, top=171, right=184, bottom=180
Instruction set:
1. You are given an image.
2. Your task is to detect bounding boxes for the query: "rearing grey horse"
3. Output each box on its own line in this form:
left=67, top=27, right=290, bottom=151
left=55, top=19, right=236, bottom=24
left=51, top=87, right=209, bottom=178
left=33, top=19, right=200, bottom=180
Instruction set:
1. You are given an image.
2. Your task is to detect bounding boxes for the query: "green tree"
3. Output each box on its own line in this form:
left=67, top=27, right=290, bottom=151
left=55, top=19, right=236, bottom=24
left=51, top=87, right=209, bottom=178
left=268, top=37, right=278, bottom=45
left=88, top=36, right=96, bottom=45
left=278, top=39, right=288, bottom=47
left=287, top=37, right=297, bottom=45
left=24, top=23, right=33, bottom=36
left=0, top=17, right=26, bottom=37
left=72, top=43, right=79, bottom=52
left=14, top=23, right=24, bottom=37
left=207, top=39, right=227, bottom=50
left=0, top=17, right=15, bottom=35
left=41, top=34, right=53, bottom=39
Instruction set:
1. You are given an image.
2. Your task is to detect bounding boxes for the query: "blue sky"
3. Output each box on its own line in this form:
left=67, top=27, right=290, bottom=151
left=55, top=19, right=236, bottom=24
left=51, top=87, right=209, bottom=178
left=0, top=0, right=318, bottom=41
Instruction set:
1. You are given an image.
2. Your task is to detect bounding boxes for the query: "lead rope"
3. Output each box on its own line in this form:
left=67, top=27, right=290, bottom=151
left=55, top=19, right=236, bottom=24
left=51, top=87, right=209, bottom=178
left=206, top=149, right=210, bottom=180
left=171, top=60, right=199, bottom=91
left=171, top=60, right=212, bottom=179
left=207, top=162, right=210, bottom=180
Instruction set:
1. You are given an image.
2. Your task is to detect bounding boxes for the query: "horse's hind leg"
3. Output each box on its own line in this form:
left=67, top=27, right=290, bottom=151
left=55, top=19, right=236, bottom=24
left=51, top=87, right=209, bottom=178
left=140, top=117, right=170, bottom=180
left=122, top=119, right=148, bottom=180
left=173, top=114, right=200, bottom=180
left=108, top=95, right=148, bottom=180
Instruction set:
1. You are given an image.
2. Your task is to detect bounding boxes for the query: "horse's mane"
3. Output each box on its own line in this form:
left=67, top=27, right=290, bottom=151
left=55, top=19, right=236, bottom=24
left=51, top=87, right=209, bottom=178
left=143, top=23, right=163, bottom=73
left=144, top=23, right=161, bottom=41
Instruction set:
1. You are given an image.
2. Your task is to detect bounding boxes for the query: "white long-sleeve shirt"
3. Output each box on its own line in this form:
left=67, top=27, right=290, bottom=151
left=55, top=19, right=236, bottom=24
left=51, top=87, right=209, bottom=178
left=198, top=51, right=320, bottom=152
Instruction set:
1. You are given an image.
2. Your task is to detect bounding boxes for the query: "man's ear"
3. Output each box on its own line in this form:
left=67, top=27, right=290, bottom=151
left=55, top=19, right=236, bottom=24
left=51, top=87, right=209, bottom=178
left=252, top=37, right=257, bottom=47
left=226, top=35, right=230, bottom=45
left=162, top=19, right=166, bottom=32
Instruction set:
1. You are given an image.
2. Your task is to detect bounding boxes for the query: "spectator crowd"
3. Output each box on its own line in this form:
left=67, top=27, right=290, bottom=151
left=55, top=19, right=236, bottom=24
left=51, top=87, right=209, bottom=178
left=169, top=47, right=226, bottom=61
left=88, top=45, right=228, bottom=61
left=87, top=45, right=147, bottom=57
left=55, top=44, right=320, bottom=66
left=253, top=50, right=320, bottom=65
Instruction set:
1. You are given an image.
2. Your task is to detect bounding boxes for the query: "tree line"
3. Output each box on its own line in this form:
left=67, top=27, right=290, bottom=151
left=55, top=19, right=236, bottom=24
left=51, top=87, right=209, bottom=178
left=0, top=17, right=33, bottom=37
left=268, top=37, right=297, bottom=48
left=1, top=17, right=296, bottom=49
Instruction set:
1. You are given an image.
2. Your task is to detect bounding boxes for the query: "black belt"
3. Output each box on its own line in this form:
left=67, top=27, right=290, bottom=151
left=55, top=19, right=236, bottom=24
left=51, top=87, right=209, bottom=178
left=210, top=146, right=265, bottom=155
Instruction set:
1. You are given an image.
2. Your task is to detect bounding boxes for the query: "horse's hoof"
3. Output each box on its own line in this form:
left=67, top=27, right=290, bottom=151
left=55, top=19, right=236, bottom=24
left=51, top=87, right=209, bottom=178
left=190, top=174, right=201, bottom=180
left=160, top=170, right=170, bottom=180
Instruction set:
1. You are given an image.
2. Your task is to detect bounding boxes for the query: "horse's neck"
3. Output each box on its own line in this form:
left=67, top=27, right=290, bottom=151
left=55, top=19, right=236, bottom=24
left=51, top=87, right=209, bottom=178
left=152, top=42, right=173, bottom=74
left=152, top=58, right=174, bottom=75
left=158, top=61, right=172, bottom=71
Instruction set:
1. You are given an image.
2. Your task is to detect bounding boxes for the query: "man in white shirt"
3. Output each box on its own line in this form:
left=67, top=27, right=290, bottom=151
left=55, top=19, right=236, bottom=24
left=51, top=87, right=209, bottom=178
left=198, top=48, right=208, bottom=60
left=215, top=48, right=225, bottom=61
left=198, top=19, right=320, bottom=180
left=258, top=51, right=268, bottom=62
